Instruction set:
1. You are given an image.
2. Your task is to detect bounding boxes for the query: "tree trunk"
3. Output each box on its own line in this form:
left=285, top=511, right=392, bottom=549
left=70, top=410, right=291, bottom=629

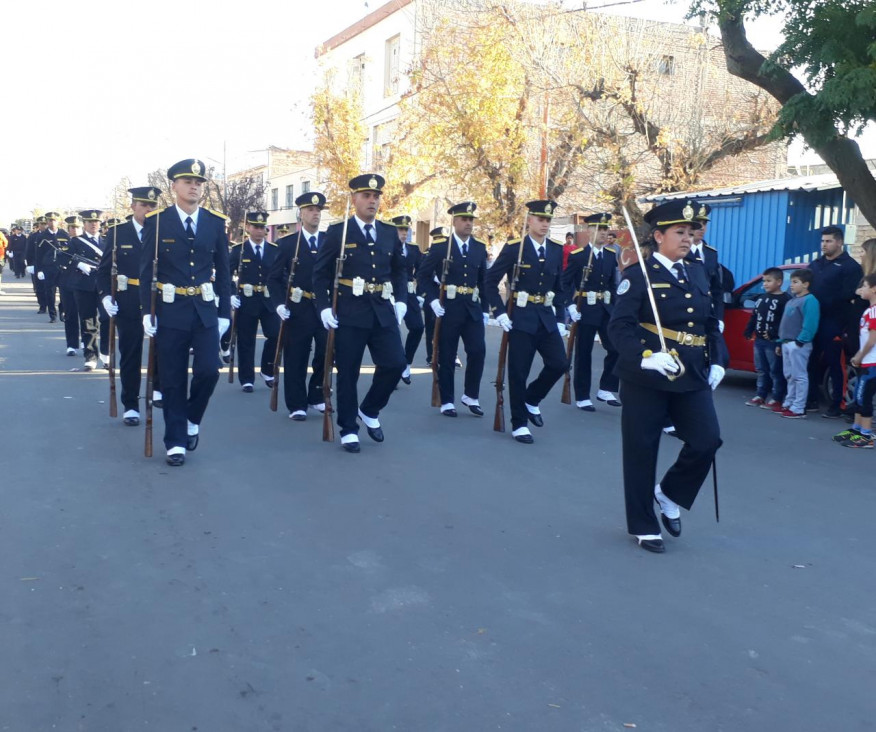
left=718, top=11, right=876, bottom=228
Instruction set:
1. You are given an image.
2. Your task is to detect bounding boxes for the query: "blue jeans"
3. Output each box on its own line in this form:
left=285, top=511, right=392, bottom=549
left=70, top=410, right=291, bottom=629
left=754, top=339, right=785, bottom=401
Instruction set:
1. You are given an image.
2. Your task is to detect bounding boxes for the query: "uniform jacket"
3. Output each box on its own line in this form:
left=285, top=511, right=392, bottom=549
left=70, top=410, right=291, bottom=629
left=484, top=236, right=566, bottom=335
left=267, top=229, right=324, bottom=320
left=8, top=233, right=27, bottom=257
left=402, top=242, right=425, bottom=304
left=417, top=235, right=489, bottom=323
left=65, top=234, right=105, bottom=292
left=561, top=245, right=618, bottom=326
left=34, top=228, right=69, bottom=275
left=139, top=206, right=231, bottom=329
left=230, top=238, right=279, bottom=316
left=685, top=243, right=724, bottom=320
left=608, top=256, right=727, bottom=392
left=25, top=230, right=43, bottom=266
left=97, top=221, right=144, bottom=317
left=312, top=218, right=407, bottom=329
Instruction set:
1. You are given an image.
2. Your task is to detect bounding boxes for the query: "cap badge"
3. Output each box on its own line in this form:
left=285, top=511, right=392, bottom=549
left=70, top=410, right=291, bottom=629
left=257, top=214, right=264, bottom=222
left=544, top=203, right=552, bottom=215
left=192, top=161, right=201, bottom=175
left=311, top=194, right=319, bottom=205
left=683, top=203, right=694, bottom=221
left=698, top=205, right=707, bottom=218
left=148, top=189, right=156, bottom=200
left=368, top=177, right=377, bottom=189
left=466, top=203, right=473, bottom=213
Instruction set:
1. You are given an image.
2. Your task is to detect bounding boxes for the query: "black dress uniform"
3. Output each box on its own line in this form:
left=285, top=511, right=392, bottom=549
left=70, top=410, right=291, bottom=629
left=417, top=203, right=489, bottom=411
left=484, top=200, right=569, bottom=441
left=25, top=220, right=47, bottom=311
left=561, top=213, right=620, bottom=408
left=687, top=204, right=724, bottom=321
left=267, top=192, right=328, bottom=416
left=312, top=174, right=408, bottom=445
left=139, top=158, right=232, bottom=457
left=9, top=229, right=27, bottom=277
left=387, top=216, right=426, bottom=378
left=608, top=200, right=726, bottom=551
left=58, top=217, right=84, bottom=353
left=423, top=227, right=449, bottom=365
left=67, top=210, right=109, bottom=367
left=229, top=211, right=280, bottom=388
left=34, top=215, right=68, bottom=321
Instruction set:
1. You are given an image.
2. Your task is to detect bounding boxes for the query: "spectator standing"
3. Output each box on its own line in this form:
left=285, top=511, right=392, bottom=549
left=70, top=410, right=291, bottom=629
left=777, top=269, right=820, bottom=418
left=744, top=267, right=790, bottom=409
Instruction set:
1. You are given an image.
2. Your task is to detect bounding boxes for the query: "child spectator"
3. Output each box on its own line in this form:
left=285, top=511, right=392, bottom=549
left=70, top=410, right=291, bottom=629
left=744, top=267, right=790, bottom=409
left=833, top=273, right=876, bottom=448
left=777, top=269, right=820, bottom=418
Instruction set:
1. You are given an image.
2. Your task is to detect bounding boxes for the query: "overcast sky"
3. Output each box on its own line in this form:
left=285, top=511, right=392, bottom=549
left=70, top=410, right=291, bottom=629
left=1, top=0, right=868, bottom=224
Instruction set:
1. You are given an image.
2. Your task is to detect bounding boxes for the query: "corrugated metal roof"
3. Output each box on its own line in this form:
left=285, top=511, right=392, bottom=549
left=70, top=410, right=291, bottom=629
left=641, top=173, right=841, bottom=202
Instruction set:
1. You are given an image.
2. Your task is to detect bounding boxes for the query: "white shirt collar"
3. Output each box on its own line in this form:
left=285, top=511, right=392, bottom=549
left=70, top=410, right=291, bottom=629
left=653, top=251, right=684, bottom=276
left=454, top=233, right=470, bottom=252
left=176, top=205, right=199, bottom=230
left=132, top=219, right=144, bottom=237
left=248, top=238, right=264, bottom=249
left=529, top=234, right=546, bottom=254
left=690, top=243, right=702, bottom=255
left=354, top=215, right=375, bottom=237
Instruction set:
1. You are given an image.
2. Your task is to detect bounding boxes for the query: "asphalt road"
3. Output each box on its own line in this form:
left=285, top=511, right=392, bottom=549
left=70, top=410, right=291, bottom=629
left=1, top=277, right=874, bottom=732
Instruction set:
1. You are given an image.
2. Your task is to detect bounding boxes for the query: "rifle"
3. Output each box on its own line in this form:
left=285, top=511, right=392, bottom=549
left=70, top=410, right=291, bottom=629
left=269, top=218, right=303, bottom=412
left=561, top=236, right=595, bottom=404
left=227, top=225, right=247, bottom=383
left=46, top=240, right=100, bottom=269
left=431, top=228, right=452, bottom=407
left=322, top=195, right=351, bottom=442
left=144, top=211, right=160, bottom=458
left=108, top=223, right=119, bottom=417
left=493, top=216, right=528, bottom=432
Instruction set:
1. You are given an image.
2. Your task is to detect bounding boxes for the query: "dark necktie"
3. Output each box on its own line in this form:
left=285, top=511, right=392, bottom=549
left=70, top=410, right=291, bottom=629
left=693, top=248, right=703, bottom=263
left=309, top=235, right=317, bottom=253
left=537, top=245, right=545, bottom=261
left=461, top=241, right=468, bottom=257
left=673, top=262, right=687, bottom=283
left=364, top=224, right=374, bottom=244
left=185, top=216, right=195, bottom=242
left=254, top=244, right=261, bottom=260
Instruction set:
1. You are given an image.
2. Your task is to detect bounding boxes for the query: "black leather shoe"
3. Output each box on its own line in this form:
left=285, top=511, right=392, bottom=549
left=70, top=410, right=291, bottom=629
left=186, top=433, right=199, bottom=451
left=290, top=413, right=306, bottom=422
left=166, top=453, right=185, bottom=467
left=365, top=425, right=384, bottom=442
left=637, top=538, right=665, bottom=553
left=578, top=404, right=596, bottom=412
left=514, top=433, right=534, bottom=444
left=441, top=408, right=458, bottom=418
left=153, top=398, right=163, bottom=408
left=822, top=405, right=841, bottom=419
left=527, top=412, right=544, bottom=427
left=465, top=404, right=484, bottom=417
left=598, top=397, right=622, bottom=407
left=242, top=384, right=254, bottom=393
left=401, top=375, right=411, bottom=385
left=123, top=416, right=140, bottom=426
left=342, top=441, right=361, bottom=453
left=660, top=513, right=681, bottom=537
left=49, top=317, right=56, bottom=323
left=38, top=308, right=46, bottom=314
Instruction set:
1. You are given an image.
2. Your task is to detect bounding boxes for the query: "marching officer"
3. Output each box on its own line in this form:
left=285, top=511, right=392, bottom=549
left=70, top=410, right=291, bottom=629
left=484, top=200, right=569, bottom=443
left=139, top=158, right=232, bottom=467
left=97, top=186, right=162, bottom=425
left=562, top=213, right=621, bottom=411
left=388, top=215, right=425, bottom=385
left=25, top=216, right=48, bottom=313
left=688, top=203, right=725, bottom=324
left=67, top=209, right=109, bottom=370
left=8, top=225, right=27, bottom=278
left=312, top=173, right=408, bottom=453
left=608, top=200, right=726, bottom=554
left=229, top=211, right=280, bottom=392
left=33, top=212, right=67, bottom=323
left=417, top=202, right=489, bottom=416
left=269, top=192, right=328, bottom=420
left=59, top=215, right=84, bottom=355
left=423, top=226, right=448, bottom=367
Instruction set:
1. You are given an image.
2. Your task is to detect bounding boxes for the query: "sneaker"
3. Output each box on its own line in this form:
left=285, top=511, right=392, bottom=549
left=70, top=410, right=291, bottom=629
left=745, top=396, right=765, bottom=407
left=760, top=399, right=778, bottom=410
left=833, top=428, right=862, bottom=443
left=772, top=403, right=788, bottom=414
left=842, top=433, right=874, bottom=449
left=780, top=409, right=806, bottom=419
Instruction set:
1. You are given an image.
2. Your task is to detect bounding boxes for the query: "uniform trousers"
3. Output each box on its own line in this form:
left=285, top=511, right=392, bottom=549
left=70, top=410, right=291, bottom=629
left=619, top=380, right=722, bottom=536
left=438, top=316, right=485, bottom=403
left=403, top=295, right=425, bottom=365
left=42, top=273, right=59, bottom=318
left=59, top=287, right=81, bottom=349
left=424, top=306, right=436, bottom=363
left=156, top=313, right=221, bottom=450
left=573, top=316, right=619, bottom=399
left=74, top=290, right=109, bottom=362
left=507, top=324, right=568, bottom=430
left=32, top=274, right=46, bottom=309
left=115, top=314, right=144, bottom=412
left=234, top=304, right=279, bottom=385
left=333, top=314, right=406, bottom=436
left=282, top=308, right=326, bottom=412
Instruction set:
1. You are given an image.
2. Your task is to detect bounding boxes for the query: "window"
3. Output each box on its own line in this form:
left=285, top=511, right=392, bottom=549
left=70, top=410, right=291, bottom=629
left=372, top=122, right=394, bottom=170
left=384, top=34, right=400, bottom=97
left=351, top=53, right=366, bottom=92
left=302, top=180, right=311, bottom=193
left=285, top=184, right=294, bottom=208
left=657, top=55, right=675, bottom=75
left=271, top=188, right=278, bottom=211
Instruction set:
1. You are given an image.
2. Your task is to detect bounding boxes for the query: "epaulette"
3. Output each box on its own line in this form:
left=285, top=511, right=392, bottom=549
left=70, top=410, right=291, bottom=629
left=204, top=208, right=229, bottom=220
left=145, top=207, right=168, bottom=218
left=230, top=241, right=242, bottom=249
left=430, top=238, right=448, bottom=247
left=267, top=240, right=278, bottom=247
left=704, top=244, right=717, bottom=252
left=570, top=247, right=584, bottom=255
left=506, top=238, right=521, bottom=246
left=547, top=238, right=561, bottom=246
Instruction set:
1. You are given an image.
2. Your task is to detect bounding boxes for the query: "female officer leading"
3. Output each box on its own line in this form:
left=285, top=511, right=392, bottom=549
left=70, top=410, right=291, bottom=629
left=608, top=200, right=726, bottom=553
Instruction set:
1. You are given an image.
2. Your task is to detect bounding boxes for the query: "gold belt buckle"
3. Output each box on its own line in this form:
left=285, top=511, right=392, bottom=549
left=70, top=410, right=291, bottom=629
left=679, top=331, right=694, bottom=346
left=186, top=286, right=196, bottom=296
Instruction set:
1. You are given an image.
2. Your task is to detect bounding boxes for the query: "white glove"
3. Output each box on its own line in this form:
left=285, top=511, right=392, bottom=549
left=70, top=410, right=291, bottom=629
left=641, top=351, right=680, bottom=376
left=321, top=308, right=338, bottom=330
left=708, top=364, right=725, bottom=390
left=496, top=313, right=512, bottom=332
left=567, top=304, right=581, bottom=323
left=218, top=317, right=230, bottom=337
left=142, top=314, right=157, bottom=337
left=483, top=312, right=490, bottom=326
left=37, top=271, right=45, bottom=280
left=6, top=251, right=12, bottom=258
left=557, top=323, right=568, bottom=338
left=416, top=295, right=425, bottom=307
left=77, top=262, right=93, bottom=275
left=394, top=301, right=407, bottom=324
left=102, top=296, right=118, bottom=317
left=430, top=299, right=445, bottom=317
left=230, top=295, right=241, bottom=309
left=718, top=320, right=725, bottom=334
left=276, top=304, right=290, bottom=320
left=26, top=265, right=34, bottom=275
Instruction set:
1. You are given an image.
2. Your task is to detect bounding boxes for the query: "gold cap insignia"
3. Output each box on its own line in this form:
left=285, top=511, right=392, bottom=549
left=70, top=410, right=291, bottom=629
left=368, top=177, right=378, bottom=189
left=600, top=214, right=608, bottom=223
left=698, top=205, right=707, bottom=218
left=311, top=194, right=319, bottom=205
left=545, top=203, right=552, bottom=215
left=148, top=189, right=156, bottom=200
left=466, top=203, right=473, bottom=213
left=192, top=161, right=201, bottom=175
left=257, top=214, right=264, bottom=222
left=683, top=203, right=694, bottom=221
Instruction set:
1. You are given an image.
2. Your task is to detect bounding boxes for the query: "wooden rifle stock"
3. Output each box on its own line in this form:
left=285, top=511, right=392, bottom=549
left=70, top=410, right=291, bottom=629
left=227, top=231, right=246, bottom=383
left=108, top=223, right=118, bottom=417
left=144, top=210, right=160, bottom=458
left=270, top=224, right=303, bottom=412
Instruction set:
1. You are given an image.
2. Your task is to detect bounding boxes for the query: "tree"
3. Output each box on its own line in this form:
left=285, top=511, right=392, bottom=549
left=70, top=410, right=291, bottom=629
left=692, top=0, right=876, bottom=226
